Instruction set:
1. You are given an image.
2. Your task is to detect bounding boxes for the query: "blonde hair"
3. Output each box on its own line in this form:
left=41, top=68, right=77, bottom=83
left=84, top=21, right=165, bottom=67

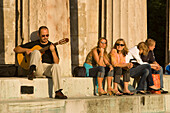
left=137, top=42, right=149, bottom=56
left=145, top=38, right=156, bottom=47
left=113, top=38, right=128, bottom=56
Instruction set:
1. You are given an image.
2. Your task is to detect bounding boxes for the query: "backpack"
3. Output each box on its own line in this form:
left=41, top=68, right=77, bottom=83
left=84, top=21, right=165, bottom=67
left=0, top=64, right=18, bottom=77
left=73, top=66, right=86, bottom=77
left=165, top=64, right=170, bottom=74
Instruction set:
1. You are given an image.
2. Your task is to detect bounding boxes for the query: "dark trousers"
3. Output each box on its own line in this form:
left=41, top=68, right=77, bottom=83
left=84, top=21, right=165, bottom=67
left=130, top=64, right=154, bottom=91
left=89, top=66, right=114, bottom=78
left=114, top=67, right=130, bottom=83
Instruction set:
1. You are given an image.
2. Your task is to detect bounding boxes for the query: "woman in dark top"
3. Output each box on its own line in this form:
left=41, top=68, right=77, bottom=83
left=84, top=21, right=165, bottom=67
left=141, top=38, right=168, bottom=94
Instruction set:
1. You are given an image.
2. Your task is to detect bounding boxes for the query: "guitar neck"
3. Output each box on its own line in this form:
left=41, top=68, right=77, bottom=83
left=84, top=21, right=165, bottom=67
left=39, top=42, right=59, bottom=53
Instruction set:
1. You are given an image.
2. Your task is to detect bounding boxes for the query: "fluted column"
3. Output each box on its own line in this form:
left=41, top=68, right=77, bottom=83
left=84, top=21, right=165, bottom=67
left=113, top=0, right=147, bottom=49
left=106, top=0, right=113, bottom=53
left=70, top=0, right=99, bottom=69
left=0, top=0, right=16, bottom=64
left=47, top=0, right=71, bottom=76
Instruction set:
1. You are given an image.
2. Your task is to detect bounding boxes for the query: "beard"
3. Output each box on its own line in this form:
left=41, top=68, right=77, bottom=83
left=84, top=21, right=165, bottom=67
left=40, top=38, right=48, bottom=44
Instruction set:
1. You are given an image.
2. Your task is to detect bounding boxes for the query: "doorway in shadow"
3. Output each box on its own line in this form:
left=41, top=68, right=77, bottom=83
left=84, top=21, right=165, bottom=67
left=147, top=0, right=167, bottom=71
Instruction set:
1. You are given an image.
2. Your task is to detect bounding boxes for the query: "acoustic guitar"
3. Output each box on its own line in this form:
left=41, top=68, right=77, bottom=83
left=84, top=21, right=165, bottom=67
left=17, top=38, right=69, bottom=70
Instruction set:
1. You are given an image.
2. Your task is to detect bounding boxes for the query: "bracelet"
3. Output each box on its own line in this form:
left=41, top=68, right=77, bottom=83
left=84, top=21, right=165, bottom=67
left=100, top=56, right=103, bottom=58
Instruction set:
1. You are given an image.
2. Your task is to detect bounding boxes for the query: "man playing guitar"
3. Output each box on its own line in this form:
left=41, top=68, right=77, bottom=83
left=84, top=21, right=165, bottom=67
left=13, top=26, right=67, bottom=99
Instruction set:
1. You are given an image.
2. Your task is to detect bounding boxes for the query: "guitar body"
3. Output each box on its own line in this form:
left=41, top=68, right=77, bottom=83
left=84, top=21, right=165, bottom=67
left=17, top=45, right=43, bottom=70
left=17, top=38, right=69, bottom=70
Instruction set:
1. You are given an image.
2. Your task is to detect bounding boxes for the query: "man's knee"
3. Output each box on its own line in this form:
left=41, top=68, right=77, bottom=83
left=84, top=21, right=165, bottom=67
left=144, top=64, right=151, bottom=69
left=52, top=64, right=60, bottom=69
left=142, top=69, right=149, bottom=77
left=31, top=50, right=41, bottom=55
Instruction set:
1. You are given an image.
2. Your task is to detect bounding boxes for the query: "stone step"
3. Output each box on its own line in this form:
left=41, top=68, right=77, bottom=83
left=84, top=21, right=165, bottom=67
left=0, top=77, right=94, bottom=100
left=0, top=74, right=170, bottom=100
left=163, top=75, right=170, bottom=91
left=0, top=94, right=170, bottom=113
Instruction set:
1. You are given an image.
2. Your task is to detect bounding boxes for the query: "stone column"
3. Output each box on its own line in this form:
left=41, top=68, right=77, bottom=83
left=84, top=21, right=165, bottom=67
left=22, top=0, right=29, bottom=43
left=17, top=0, right=48, bottom=45
left=101, top=0, right=106, bottom=38
left=120, top=0, right=128, bottom=42
left=70, top=0, right=99, bottom=69
left=0, top=0, right=5, bottom=64
left=86, top=0, right=99, bottom=61
left=16, top=0, right=22, bottom=46
left=29, top=0, right=47, bottom=42
left=0, top=0, right=16, bottom=64
left=28, top=0, right=39, bottom=42
left=47, top=0, right=71, bottom=77
left=127, top=0, right=147, bottom=48
left=113, top=0, right=147, bottom=49
left=113, top=0, right=121, bottom=43
left=106, top=0, right=113, bottom=53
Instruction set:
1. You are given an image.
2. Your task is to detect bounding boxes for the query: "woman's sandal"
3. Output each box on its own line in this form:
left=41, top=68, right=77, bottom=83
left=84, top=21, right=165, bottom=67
left=112, top=90, right=123, bottom=96
left=98, top=91, right=107, bottom=96
left=107, top=90, right=113, bottom=96
left=107, top=88, right=115, bottom=96
left=123, top=92, right=134, bottom=95
left=149, top=86, right=160, bottom=91
left=98, top=88, right=107, bottom=96
left=136, top=91, right=146, bottom=95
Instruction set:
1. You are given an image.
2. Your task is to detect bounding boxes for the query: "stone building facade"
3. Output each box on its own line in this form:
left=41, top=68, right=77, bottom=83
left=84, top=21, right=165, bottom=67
left=0, top=0, right=153, bottom=77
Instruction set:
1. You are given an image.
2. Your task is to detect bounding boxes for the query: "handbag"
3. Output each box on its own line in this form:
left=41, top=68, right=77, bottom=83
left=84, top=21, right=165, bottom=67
left=130, top=59, right=140, bottom=68
left=132, top=62, right=140, bottom=68
left=73, top=66, right=86, bottom=77
left=150, top=74, right=161, bottom=94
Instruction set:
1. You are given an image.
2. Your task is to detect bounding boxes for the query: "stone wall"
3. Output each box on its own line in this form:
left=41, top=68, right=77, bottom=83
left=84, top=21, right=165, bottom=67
left=0, top=0, right=148, bottom=76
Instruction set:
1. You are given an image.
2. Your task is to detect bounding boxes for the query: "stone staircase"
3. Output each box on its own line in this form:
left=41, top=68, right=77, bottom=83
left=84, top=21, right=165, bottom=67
left=0, top=77, right=95, bottom=100
left=0, top=75, right=170, bottom=113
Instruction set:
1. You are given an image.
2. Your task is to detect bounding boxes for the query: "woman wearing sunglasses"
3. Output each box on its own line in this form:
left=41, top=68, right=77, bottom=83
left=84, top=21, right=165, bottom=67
left=109, top=38, right=134, bottom=95
left=83, top=37, right=114, bottom=96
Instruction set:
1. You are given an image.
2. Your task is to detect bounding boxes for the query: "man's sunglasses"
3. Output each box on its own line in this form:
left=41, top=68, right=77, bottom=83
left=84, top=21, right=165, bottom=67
left=116, top=43, right=125, bottom=46
left=41, top=34, right=49, bottom=37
